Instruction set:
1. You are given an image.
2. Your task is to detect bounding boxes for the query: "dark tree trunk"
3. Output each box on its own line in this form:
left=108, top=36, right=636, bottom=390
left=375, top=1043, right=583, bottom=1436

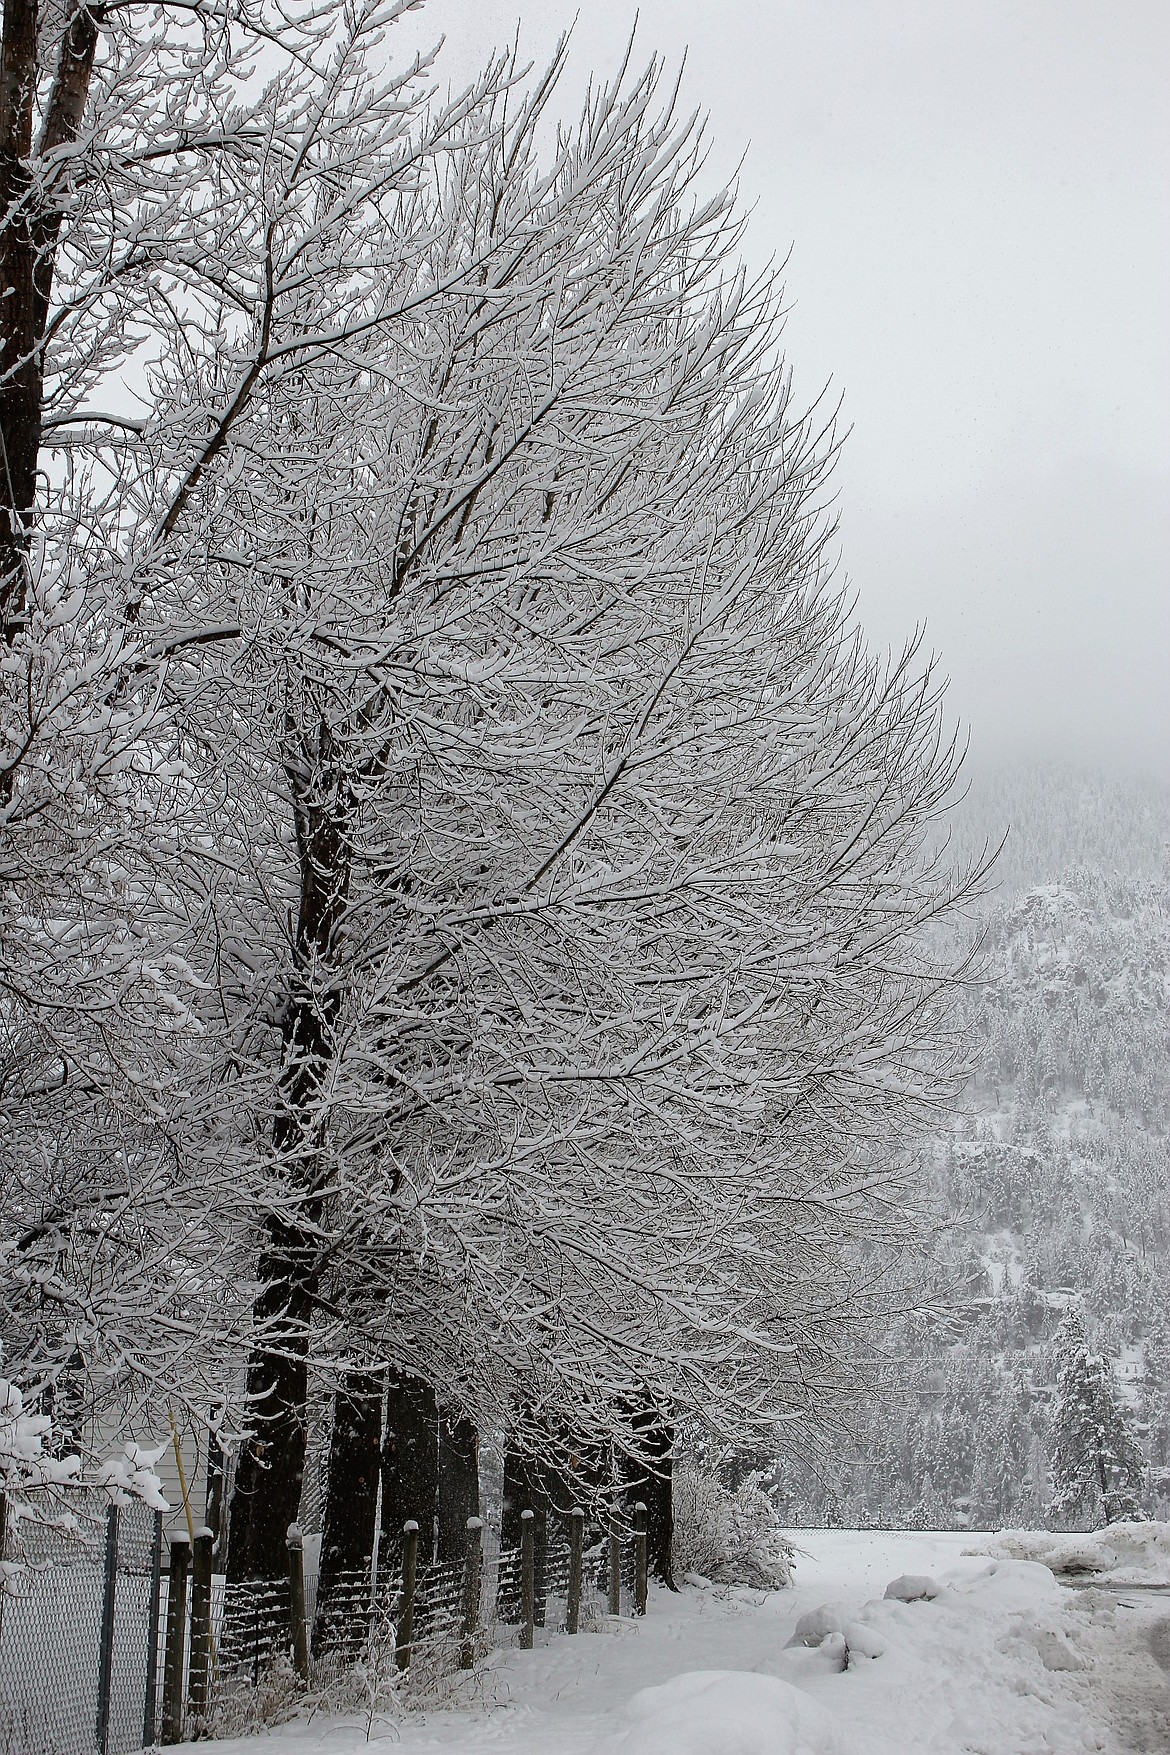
left=0, top=0, right=39, bottom=637
left=379, top=1369, right=437, bottom=1556
left=205, top=1411, right=227, bottom=1570
left=311, top=1372, right=383, bottom=1653
left=499, top=1446, right=539, bottom=1621
left=499, top=1444, right=530, bottom=1555
left=500, top=1444, right=564, bottom=1625
left=0, top=0, right=99, bottom=642
left=317, top=1374, right=383, bottom=1582
left=436, top=1412, right=479, bottom=1562
left=226, top=777, right=350, bottom=1580
left=224, top=1252, right=314, bottom=1582
left=626, top=1405, right=676, bottom=1589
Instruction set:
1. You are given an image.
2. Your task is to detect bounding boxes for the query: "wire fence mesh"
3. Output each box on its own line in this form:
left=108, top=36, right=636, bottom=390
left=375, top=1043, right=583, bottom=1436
left=217, top=1577, right=292, bottom=1685
left=0, top=1494, right=643, bottom=1751
left=0, top=1497, right=162, bottom=1755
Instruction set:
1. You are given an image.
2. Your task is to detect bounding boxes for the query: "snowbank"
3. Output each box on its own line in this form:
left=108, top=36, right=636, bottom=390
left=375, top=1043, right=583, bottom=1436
left=167, top=1530, right=1170, bottom=1755
left=969, top=1520, right=1170, bottom=1585
left=615, top=1670, right=848, bottom=1755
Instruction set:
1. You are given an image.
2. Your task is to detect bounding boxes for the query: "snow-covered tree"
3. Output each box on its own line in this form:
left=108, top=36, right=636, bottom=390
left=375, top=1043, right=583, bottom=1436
left=189, top=43, right=981, bottom=1572
left=0, top=1370, right=81, bottom=1516
left=1049, top=1304, right=1146, bottom=1527
left=1, top=2, right=980, bottom=1579
left=0, top=0, right=487, bottom=1451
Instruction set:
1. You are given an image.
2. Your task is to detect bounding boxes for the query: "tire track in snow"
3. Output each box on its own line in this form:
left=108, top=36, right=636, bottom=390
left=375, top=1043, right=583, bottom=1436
left=1148, top=1616, right=1170, bottom=1672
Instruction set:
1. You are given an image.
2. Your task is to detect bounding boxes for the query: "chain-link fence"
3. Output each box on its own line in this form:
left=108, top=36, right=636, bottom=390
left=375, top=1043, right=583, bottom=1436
left=0, top=1496, right=163, bottom=1755
left=0, top=1492, right=648, bottom=1751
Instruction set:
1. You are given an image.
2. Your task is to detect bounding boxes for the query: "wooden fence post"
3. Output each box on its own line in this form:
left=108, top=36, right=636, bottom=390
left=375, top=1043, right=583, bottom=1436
left=395, top=1520, right=419, bottom=1671
left=634, top=1501, right=648, bottom=1617
left=94, top=1502, right=119, bottom=1755
left=607, top=1509, right=621, bottom=1617
left=161, top=1534, right=190, bottom=1745
left=566, top=1507, right=584, bottom=1634
left=287, top=1522, right=310, bottom=1680
left=520, top=1509, right=535, bottom=1649
left=533, top=1504, right=548, bottom=1629
left=143, top=1509, right=164, bottom=1750
left=459, top=1515, right=483, bottom=1669
left=188, top=1526, right=214, bottom=1723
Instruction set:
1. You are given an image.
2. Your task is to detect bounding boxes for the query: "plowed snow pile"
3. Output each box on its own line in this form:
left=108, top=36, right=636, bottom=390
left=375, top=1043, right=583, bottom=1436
left=971, top=1521, right=1170, bottom=1585
left=193, top=1530, right=1170, bottom=1755
left=613, top=1670, right=846, bottom=1755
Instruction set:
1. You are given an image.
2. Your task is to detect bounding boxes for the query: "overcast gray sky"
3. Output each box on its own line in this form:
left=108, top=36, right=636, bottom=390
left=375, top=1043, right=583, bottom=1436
left=397, top=2, right=1169, bottom=776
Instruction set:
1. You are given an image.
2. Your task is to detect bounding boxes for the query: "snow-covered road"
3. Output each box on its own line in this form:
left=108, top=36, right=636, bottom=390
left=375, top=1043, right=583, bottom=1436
left=195, top=1531, right=1170, bottom=1754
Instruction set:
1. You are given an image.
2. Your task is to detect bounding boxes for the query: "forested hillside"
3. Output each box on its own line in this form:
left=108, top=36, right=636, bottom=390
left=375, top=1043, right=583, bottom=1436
left=775, top=764, right=1170, bottom=1530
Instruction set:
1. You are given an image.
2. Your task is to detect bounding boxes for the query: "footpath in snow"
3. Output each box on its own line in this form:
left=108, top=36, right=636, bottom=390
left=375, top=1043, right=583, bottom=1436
left=199, top=1530, right=1170, bottom=1755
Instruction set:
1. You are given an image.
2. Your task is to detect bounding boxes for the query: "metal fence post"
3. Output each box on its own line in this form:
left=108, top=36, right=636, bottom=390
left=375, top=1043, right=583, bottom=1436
left=161, top=1534, right=190, bottom=1745
left=607, top=1508, right=622, bottom=1617
left=459, top=1515, right=483, bottom=1669
left=188, top=1526, right=214, bottom=1724
left=143, top=1508, right=164, bottom=1749
left=95, top=1502, right=120, bottom=1755
left=566, top=1507, right=584, bottom=1634
left=395, top=1520, right=419, bottom=1671
left=634, top=1500, right=648, bottom=1616
left=287, top=1523, right=310, bottom=1679
left=520, top=1509, right=535, bottom=1649
left=0, top=1489, right=7, bottom=1648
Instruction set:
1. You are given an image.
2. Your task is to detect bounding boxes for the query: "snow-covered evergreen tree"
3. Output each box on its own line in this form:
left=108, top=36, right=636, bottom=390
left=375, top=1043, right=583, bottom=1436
left=1048, top=1305, right=1146, bottom=1528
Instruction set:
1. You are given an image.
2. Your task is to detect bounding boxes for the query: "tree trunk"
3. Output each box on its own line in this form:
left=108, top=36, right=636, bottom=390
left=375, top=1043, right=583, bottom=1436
left=0, top=0, right=38, bottom=637
left=224, top=1250, right=313, bottom=1582
left=626, top=1402, right=676, bottom=1589
left=0, top=0, right=99, bottom=641
left=317, top=1373, right=383, bottom=1582
left=436, top=1412, right=479, bottom=1562
left=500, top=1444, right=563, bottom=1625
left=226, top=776, right=350, bottom=1580
left=379, top=1369, right=437, bottom=1557
left=311, top=1371, right=383, bottom=1652
left=499, top=1444, right=526, bottom=1557
left=204, top=1411, right=227, bottom=1570
left=499, top=1446, right=537, bottom=1621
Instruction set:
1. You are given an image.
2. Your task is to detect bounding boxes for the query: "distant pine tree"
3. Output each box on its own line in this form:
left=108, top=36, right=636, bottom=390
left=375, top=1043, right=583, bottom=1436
left=1049, top=1305, right=1146, bottom=1527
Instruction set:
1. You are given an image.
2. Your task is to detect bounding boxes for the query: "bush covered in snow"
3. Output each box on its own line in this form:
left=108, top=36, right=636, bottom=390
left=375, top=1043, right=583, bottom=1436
left=1, top=1360, right=167, bottom=1582
left=0, top=1374, right=81, bottom=1506
left=671, top=1462, right=794, bottom=1589
left=616, top=1669, right=843, bottom=1755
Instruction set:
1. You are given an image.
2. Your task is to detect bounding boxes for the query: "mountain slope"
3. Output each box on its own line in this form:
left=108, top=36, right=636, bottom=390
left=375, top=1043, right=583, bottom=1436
left=776, top=765, right=1170, bottom=1529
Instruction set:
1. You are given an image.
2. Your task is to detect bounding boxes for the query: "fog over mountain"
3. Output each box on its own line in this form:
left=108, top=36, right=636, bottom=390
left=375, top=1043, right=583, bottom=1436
left=773, top=762, right=1170, bottom=1529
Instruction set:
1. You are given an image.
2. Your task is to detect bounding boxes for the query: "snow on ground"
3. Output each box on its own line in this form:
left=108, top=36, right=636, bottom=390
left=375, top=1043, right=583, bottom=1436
left=194, top=1531, right=1170, bottom=1755
left=971, top=1521, right=1170, bottom=1586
